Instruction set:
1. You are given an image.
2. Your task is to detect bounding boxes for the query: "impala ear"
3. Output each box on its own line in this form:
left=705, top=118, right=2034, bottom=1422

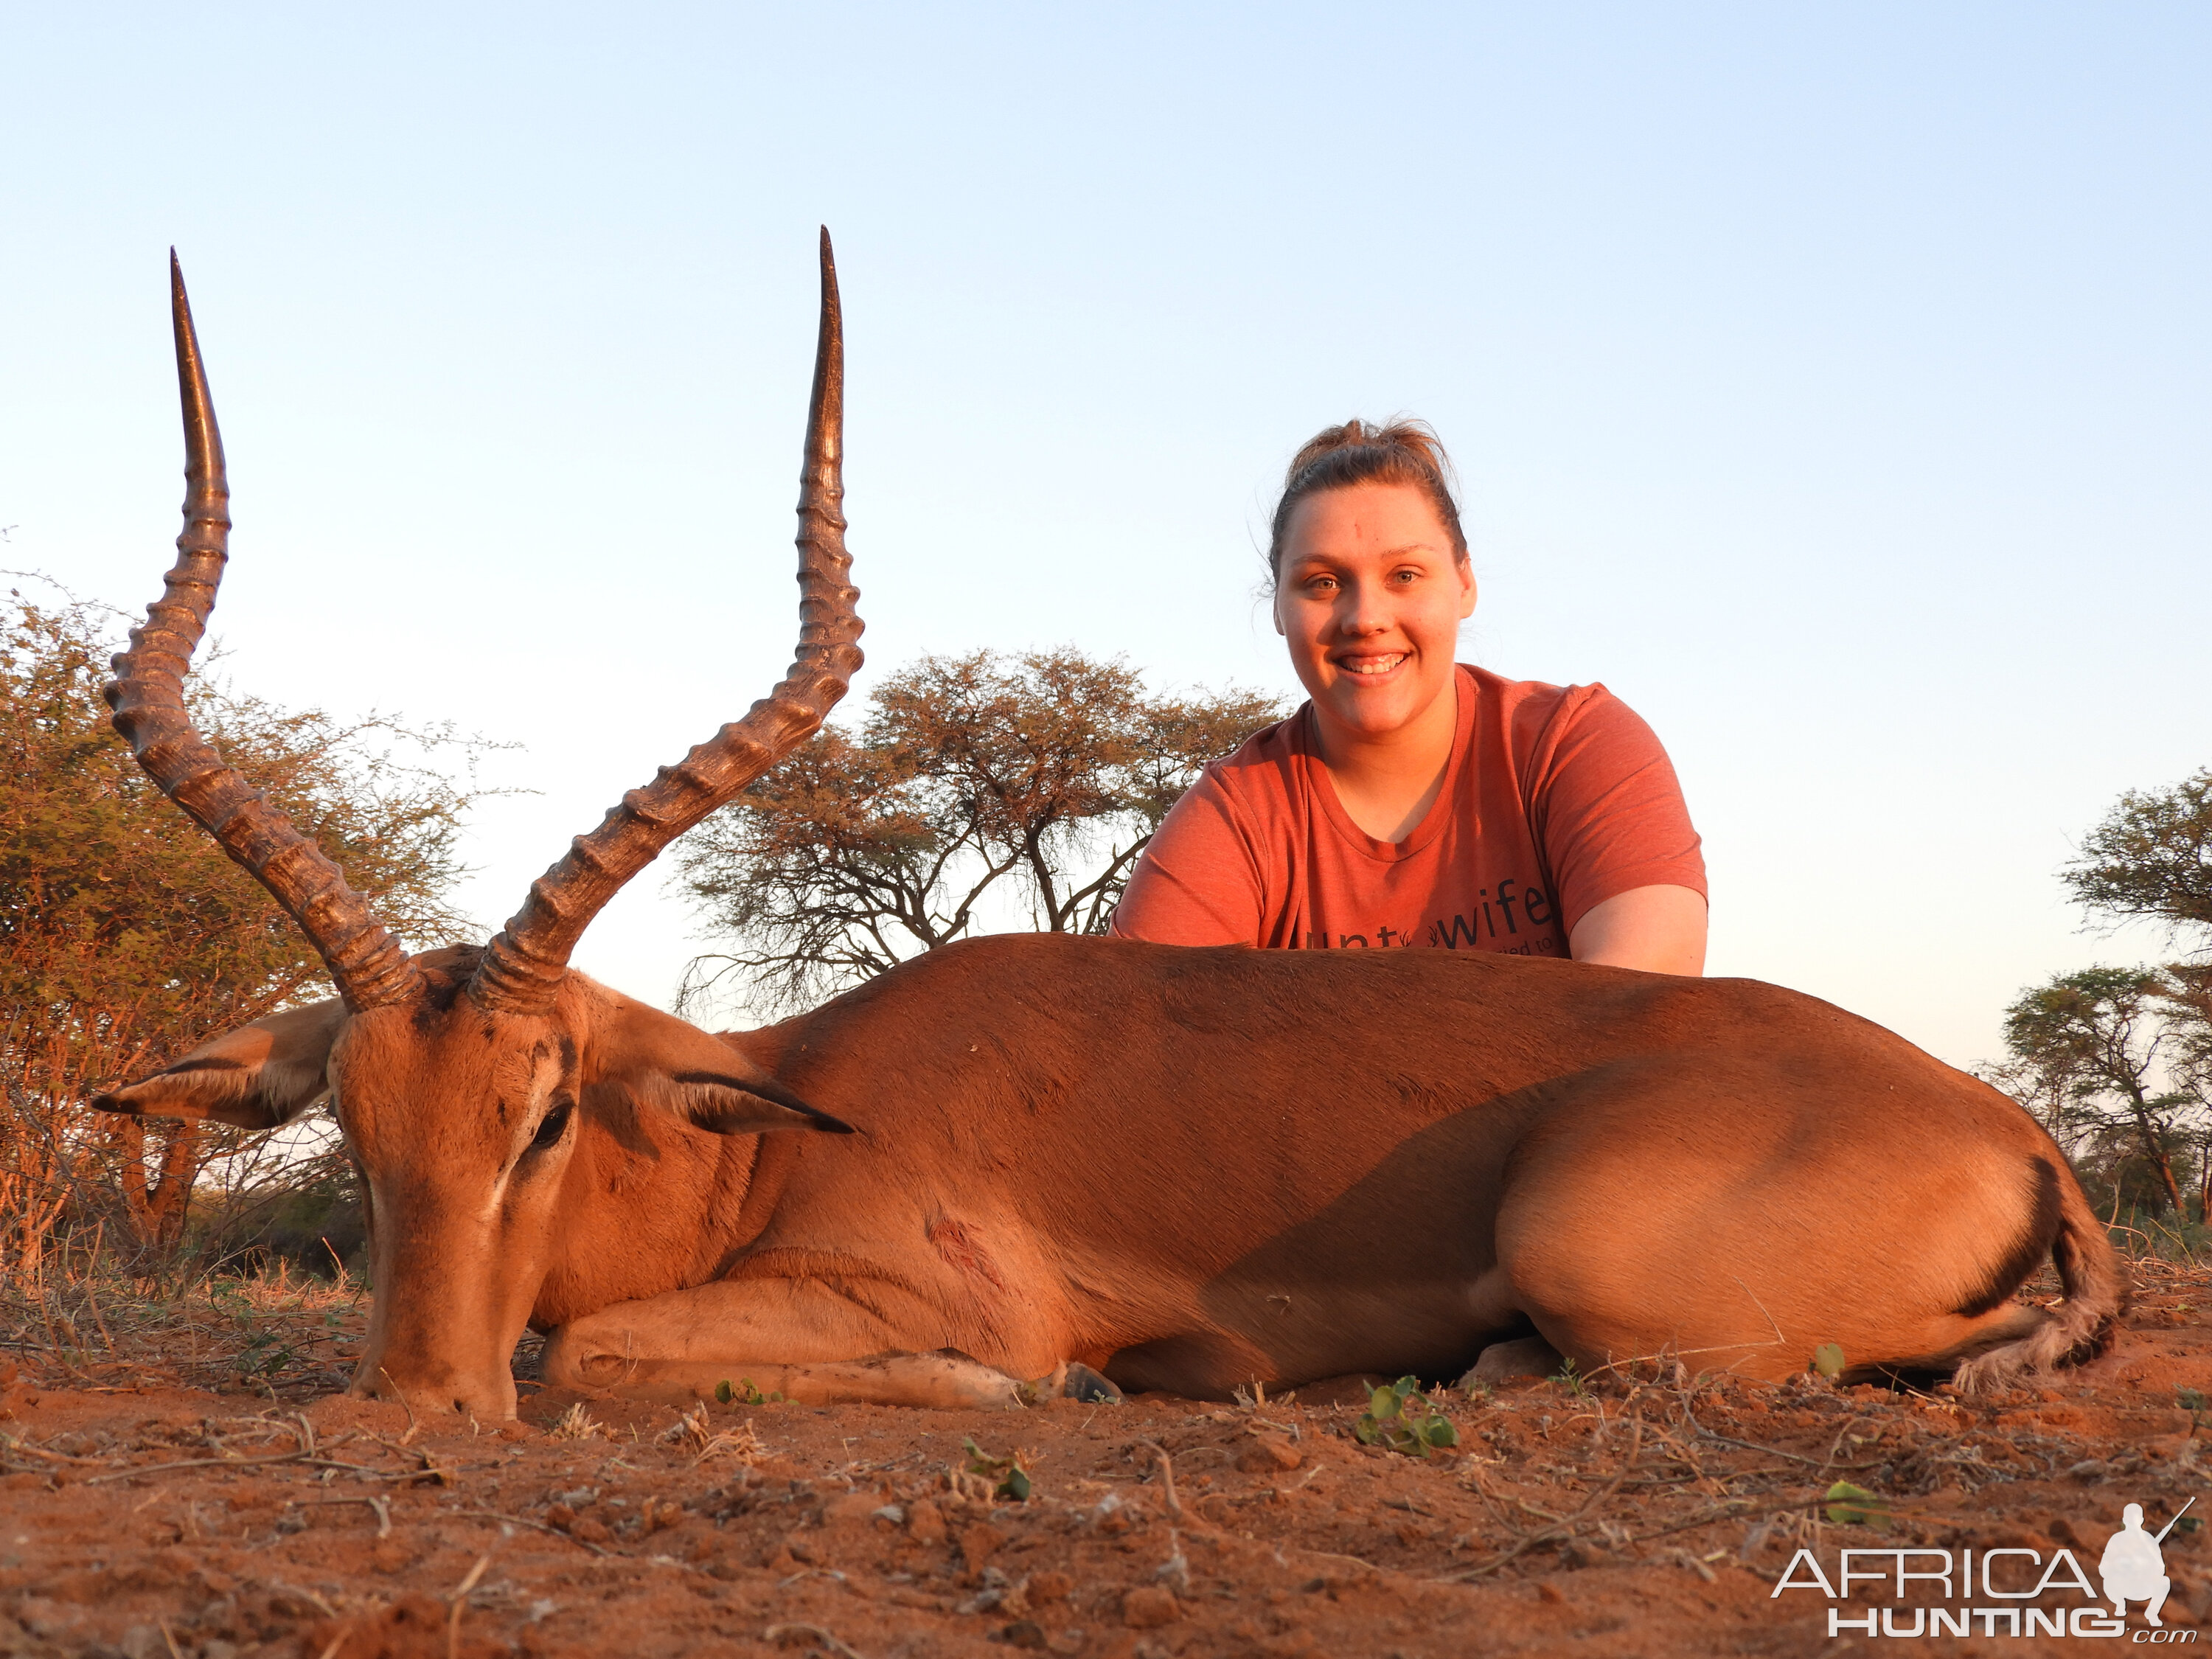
left=93, top=1001, right=344, bottom=1130
left=653, top=1068, right=856, bottom=1138
left=585, top=990, right=854, bottom=1138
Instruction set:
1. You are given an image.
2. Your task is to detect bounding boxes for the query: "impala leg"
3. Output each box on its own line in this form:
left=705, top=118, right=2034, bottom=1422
left=544, top=1343, right=1038, bottom=1410
left=538, top=1275, right=1110, bottom=1410
left=1489, top=1062, right=2064, bottom=1385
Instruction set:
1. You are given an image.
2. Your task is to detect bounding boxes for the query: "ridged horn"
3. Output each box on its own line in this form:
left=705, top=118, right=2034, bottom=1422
left=105, top=253, right=425, bottom=1013
left=467, top=227, right=864, bottom=1014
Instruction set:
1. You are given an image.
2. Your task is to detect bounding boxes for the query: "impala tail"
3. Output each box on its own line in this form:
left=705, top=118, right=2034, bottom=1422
left=1947, top=1156, right=2129, bottom=1391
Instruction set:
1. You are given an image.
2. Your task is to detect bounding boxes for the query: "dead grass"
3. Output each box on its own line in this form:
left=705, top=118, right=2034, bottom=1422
left=4, top=1257, right=2210, bottom=1657
left=0, top=1237, right=370, bottom=1400
left=11, top=1265, right=2212, bottom=1659
left=546, top=1402, right=611, bottom=1442
left=0, top=1224, right=2197, bottom=1428
left=656, top=1399, right=771, bottom=1466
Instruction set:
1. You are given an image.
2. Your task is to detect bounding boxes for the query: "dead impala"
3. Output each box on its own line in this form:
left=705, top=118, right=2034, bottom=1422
left=97, top=237, right=2124, bottom=1421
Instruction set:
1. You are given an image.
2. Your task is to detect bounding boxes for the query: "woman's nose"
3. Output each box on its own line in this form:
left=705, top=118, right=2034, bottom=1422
left=1334, top=586, right=1391, bottom=635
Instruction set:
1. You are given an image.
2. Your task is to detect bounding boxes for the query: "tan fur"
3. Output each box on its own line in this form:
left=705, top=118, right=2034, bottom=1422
left=112, top=247, right=2115, bottom=1420
left=99, top=937, right=2125, bottom=1418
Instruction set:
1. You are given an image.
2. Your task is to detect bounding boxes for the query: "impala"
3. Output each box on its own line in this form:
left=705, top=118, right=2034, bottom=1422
left=97, top=237, right=2124, bottom=1420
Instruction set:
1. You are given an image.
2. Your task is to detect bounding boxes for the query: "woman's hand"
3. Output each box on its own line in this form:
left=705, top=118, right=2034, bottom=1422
left=1568, top=885, right=1708, bottom=975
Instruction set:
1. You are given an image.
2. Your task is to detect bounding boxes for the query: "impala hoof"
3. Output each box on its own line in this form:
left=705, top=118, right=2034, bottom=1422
left=1062, top=1363, right=1122, bottom=1403
left=1018, top=1361, right=1124, bottom=1406
left=1463, top=1335, right=1564, bottom=1387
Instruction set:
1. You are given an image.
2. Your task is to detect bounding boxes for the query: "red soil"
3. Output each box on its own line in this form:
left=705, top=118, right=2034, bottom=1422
left=4, top=1267, right=2210, bottom=1658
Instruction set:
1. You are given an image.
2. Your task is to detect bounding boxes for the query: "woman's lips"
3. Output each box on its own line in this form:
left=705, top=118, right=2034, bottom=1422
left=1333, top=650, right=1408, bottom=677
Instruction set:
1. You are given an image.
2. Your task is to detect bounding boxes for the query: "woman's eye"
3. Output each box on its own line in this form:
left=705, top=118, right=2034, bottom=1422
left=529, top=1099, right=574, bottom=1152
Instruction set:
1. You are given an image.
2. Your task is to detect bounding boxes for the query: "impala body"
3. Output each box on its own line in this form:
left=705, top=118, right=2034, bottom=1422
left=97, top=240, right=2124, bottom=1421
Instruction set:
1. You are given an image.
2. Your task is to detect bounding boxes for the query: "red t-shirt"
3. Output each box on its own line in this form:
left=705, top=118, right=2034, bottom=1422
left=1110, top=664, right=1705, bottom=957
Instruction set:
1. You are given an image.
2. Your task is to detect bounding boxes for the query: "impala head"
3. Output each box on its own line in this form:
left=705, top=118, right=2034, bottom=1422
left=93, top=238, right=863, bottom=1420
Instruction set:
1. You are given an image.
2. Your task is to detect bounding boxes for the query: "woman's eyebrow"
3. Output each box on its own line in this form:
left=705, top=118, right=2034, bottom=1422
left=1288, top=539, right=1444, bottom=566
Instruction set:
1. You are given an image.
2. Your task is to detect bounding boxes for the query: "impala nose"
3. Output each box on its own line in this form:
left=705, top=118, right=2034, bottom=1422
left=349, top=1355, right=519, bottom=1422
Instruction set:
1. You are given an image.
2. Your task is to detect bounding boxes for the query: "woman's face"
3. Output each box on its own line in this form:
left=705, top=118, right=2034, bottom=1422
left=1273, top=483, right=1476, bottom=744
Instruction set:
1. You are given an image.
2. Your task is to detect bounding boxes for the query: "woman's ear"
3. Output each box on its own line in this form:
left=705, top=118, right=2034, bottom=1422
left=1458, top=564, right=1478, bottom=621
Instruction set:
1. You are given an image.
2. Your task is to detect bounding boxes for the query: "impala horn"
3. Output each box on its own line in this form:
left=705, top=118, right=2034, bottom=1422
left=105, top=253, right=425, bottom=1014
left=467, top=226, right=863, bottom=1014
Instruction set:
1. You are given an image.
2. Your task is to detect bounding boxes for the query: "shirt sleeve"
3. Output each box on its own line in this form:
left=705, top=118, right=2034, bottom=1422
left=1107, top=765, right=1267, bottom=945
left=1523, top=686, right=1707, bottom=937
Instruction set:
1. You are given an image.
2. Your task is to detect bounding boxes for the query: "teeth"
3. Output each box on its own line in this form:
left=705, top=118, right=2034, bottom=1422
left=1343, top=654, right=1406, bottom=675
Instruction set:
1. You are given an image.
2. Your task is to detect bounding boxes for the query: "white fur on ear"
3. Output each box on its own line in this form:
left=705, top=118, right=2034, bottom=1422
left=96, top=1065, right=326, bottom=1130
left=582, top=984, right=855, bottom=1138
left=92, top=1001, right=343, bottom=1131
left=619, top=1067, right=854, bottom=1138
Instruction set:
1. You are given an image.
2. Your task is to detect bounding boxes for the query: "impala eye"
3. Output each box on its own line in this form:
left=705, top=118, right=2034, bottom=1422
left=529, top=1098, right=574, bottom=1152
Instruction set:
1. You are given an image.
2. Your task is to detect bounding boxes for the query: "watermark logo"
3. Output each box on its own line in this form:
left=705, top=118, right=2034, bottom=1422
left=2104, top=1501, right=2185, bottom=1629
left=1774, top=1495, right=2197, bottom=1641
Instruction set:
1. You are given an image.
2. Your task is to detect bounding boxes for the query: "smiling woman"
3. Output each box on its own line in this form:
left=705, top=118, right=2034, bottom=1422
left=1110, top=420, right=1708, bottom=973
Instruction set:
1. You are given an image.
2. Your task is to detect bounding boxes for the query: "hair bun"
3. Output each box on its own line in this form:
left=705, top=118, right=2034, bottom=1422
left=1270, top=417, right=1467, bottom=582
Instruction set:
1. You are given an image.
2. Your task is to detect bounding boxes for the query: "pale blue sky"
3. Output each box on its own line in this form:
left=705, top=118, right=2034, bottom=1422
left=3, top=5, right=2206, bottom=1065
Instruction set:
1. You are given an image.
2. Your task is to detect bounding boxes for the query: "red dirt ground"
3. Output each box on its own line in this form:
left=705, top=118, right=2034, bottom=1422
left=4, top=1265, right=2211, bottom=1658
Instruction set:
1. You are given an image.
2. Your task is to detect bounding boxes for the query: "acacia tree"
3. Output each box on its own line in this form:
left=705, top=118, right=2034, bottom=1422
left=1990, top=767, right=2212, bottom=1220
left=1998, top=968, right=2197, bottom=1215
left=675, top=648, right=1287, bottom=1015
left=2063, top=769, right=2212, bottom=939
left=0, top=580, right=491, bottom=1264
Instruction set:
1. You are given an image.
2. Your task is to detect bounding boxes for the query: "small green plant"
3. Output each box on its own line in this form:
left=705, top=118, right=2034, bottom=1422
left=207, top=1279, right=301, bottom=1387
left=1550, top=1357, right=1592, bottom=1402
left=961, top=1436, right=1032, bottom=1500
left=1809, top=1343, right=1846, bottom=1380
left=714, top=1378, right=779, bottom=1406
left=1823, top=1481, right=1889, bottom=1527
left=1354, top=1377, right=1460, bottom=1456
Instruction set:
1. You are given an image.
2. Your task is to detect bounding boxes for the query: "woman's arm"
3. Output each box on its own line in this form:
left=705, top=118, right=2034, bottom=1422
left=1568, top=883, right=1707, bottom=975
left=1108, top=771, right=1267, bottom=945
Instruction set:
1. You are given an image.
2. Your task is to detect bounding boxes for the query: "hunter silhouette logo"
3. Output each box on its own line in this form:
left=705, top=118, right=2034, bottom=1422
left=2103, top=1498, right=2192, bottom=1628
left=1776, top=1494, right=2200, bottom=1640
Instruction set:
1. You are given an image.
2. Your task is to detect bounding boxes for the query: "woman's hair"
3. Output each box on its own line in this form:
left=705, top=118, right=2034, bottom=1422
left=1265, top=417, right=1468, bottom=585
